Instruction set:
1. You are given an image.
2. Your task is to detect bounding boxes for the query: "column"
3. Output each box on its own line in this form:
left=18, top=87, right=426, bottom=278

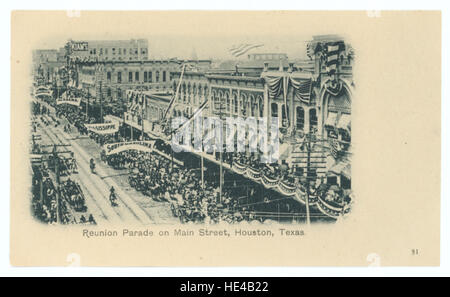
left=304, top=106, right=310, bottom=134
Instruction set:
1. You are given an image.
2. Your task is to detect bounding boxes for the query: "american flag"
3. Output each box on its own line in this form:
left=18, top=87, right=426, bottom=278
left=229, top=43, right=264, bottom=57
left=325, top=41, right=345, bottom=75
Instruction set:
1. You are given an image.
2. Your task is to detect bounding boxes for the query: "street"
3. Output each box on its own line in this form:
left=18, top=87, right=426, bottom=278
left=35, top=106, right=177, bottom=225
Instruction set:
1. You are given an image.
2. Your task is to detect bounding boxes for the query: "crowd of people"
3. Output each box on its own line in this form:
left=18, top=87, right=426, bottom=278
left=101, top=149, right=258, bottom=224
left=42, top=96, right=351, bottom=223
left=31, top=165, right=95, bottom=225
left=31, top=101, right=95, bottom=225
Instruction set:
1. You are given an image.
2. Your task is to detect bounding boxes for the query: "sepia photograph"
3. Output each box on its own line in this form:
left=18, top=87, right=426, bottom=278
left=30, top=34, right=354, bottom=227
left=9, top=9, right=442, bottom=268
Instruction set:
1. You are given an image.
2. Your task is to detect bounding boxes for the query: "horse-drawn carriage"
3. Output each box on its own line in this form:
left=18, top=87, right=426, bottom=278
left=48, top=155, right=74, bottom=176
left=60, top=179, right=87, bottom=212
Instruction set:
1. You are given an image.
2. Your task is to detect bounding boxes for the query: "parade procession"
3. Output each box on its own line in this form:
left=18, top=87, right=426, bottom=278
left=30, top=35, right=354, bottom=226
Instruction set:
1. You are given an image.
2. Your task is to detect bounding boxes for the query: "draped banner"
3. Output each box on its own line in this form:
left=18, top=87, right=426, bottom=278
left=85, top=122, right=119, bottom=135
left=56, top=96, right=81, bottom=106
left=103, top=141, right=156, bottom=155
left=265, top=76, right=283, bottom=99
left=232, top=160, right=345, bottom=218
left=265, top=74, right=313, bottom=122
left=289, top=77, right=312, bottom=103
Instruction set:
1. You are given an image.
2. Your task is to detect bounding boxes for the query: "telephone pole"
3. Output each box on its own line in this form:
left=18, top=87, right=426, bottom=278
left=293, top=132, right=327, bottom=225
left=39, top=144, right=72, bottom=224
left=99, top=80, right=103, bottom=123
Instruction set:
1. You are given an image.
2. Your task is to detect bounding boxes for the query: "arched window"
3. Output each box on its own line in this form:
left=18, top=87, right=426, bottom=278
left=271, top=103, right=278, bottom=118
left=225, top=93, right=230, bottom=112
left=281, top=104, right=289, bottom=127
left=296, top=107, right=305, bottom=130
left=249, top=95, right=256, bottom=117
left=309, top=108, right=318, bottom=132
left=182, top=83, right=186, bottom=103
left=258, top=96, right=263, bottom=117
left=240, top=94, right=247, bottom=116
left=233, top=94, right=238, bottom=114
left=187, top=83, right=191, bottom=103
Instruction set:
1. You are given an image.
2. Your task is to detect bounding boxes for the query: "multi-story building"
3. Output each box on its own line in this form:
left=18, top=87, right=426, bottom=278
left=66, top=39, right=149, bottom=62
left=77, top=59, right=180, bottom=103
left=32, top=49, right=65, bottom=85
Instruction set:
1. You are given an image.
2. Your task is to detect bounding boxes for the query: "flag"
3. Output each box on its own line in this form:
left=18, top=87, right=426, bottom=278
left=163, top=63, right=188, bottom=119
left=173, top=100, right=209, bottom=133
left=325, top=41, right=345, bottom=75
left=330, top=138, right=341, bottom=159
left=229, top=44, right=264, bottom=57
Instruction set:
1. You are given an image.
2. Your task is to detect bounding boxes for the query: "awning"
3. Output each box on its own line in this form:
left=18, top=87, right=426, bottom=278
left=325, top=112, right=338, bottom=127
left=279, top=142, right=293, bottom=161
left=328, top=161, right=351, bottom=179
left=337, top=113, right=351, bottom=131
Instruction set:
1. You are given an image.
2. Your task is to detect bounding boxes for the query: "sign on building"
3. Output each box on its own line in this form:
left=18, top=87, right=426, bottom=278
left=71, top=42, right=88, bottom=51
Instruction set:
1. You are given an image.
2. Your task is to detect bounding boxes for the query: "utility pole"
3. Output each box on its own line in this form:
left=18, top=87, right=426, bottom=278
left=293, top=132, right=327, bottom=225
left=99, top=80, right=103, bottom=123
left=141, top=93, right=145, bottom=140
left=305, top=133, right=311, bottom=225
left=39, top=144, right=72, bottom=224
left=201, top=154, right=205, bottom=189
left=219, top=91, right=224, bottom=204
left=86, top=85, right=89, bottom=118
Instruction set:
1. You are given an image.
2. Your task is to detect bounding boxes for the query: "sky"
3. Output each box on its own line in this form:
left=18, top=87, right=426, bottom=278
left=24, top=11, right=352, bottom=61
left=36, top=33, right=312, bottom=61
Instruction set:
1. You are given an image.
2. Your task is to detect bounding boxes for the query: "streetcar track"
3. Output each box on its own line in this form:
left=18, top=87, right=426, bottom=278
left=37, top=121, right=112, bottom=223
left=38, top=121, right=125, bottom=224
left=43, top=124, right=127, bottom=222
left=49, top=123, right=151, bottom=224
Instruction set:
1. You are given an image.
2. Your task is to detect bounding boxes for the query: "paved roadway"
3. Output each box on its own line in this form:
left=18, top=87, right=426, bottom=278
left=35, top=110, right=178, bottom=226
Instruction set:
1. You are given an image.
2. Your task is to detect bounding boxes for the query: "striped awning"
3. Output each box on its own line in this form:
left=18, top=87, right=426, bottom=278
left=328, top=161, right=351, bottom=179
left=337, top=113, right=351, bottom=131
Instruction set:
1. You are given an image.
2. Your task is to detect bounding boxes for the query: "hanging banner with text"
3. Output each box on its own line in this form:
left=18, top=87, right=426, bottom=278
left=56, top=97, right=82, bottom=106
left=85, top=122, right=119, bottom=135
left=103, top=140, right=156, bottom=155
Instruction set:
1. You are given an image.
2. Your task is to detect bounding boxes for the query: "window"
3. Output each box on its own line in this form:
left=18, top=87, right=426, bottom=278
left=107, top=72, right=111, bottom=82
left=99, top=48, right=103, bottom=55
left=117, top=72, right=122, bottom=84
left=162, top=71, right=166, bottom=82
left=296, top=107, right=305, bottom=130
left=271, top=103, right=278, bottom=118
left=105, top=48, right=108, bottom=55
left=129, top=72, right=133, bottom=82
left=123, top=49, right=126, bottom=55
left=149, top=71, right=152, bottom=83
left=144, top=72, right=148, bottom=83
left=281, top=105, right=289, bottom=127
left=118, top=48, right=122, bottom=55
left=156, top=71, right=160, bottom=82
left=135, top=72, right=139, bottom=82
left=93, top=49, right=96, bottom=55
left=259, top=97, right=263, bottom=117
left=309, top=108, right=318, bottom=132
